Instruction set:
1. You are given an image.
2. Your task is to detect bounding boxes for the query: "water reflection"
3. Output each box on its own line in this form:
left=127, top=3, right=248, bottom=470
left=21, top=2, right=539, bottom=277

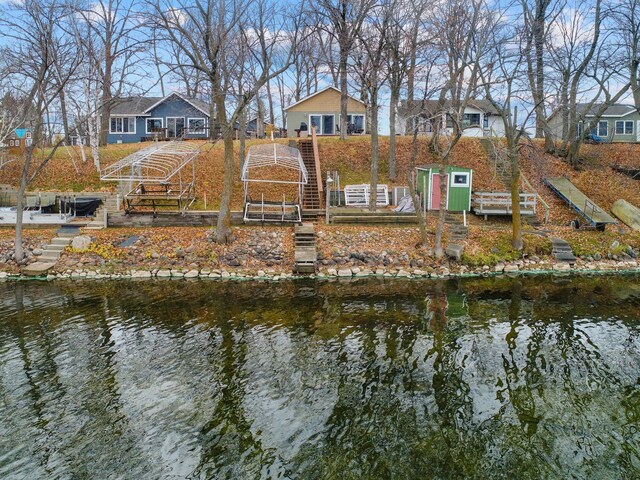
left=0, top=276, right=639, bottom=479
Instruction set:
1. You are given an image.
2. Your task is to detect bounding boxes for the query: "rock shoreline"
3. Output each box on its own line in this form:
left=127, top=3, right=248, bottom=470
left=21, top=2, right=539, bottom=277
left=1, top=258, right=639, bottom=282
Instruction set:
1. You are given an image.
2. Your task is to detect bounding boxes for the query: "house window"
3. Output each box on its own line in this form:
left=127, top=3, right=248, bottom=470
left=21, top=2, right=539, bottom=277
left=615, top=120, right=633, bottom=135
left=14, top=139, right=19, bottom=147
left=9, top=140, right=14, bottom=147
left=187, top=118, right=206, bottom=134
left=146, top=118, right=163, bottom=134
left=590, top=120, right=607, bottom=137
left=451, top=172, right=470, bottom=187
left=25, top=138, right=32, bottom=147
left=483, top=114, right=489, bottom=129
left=309, top=114, right=335, bottom=135
left=309, top=115, right=321, bottom=133
left=446, top=114, right=454, bottom=128
left=110, top=116, right=136, bottom=134
left=462, top=113, right=481, bottom=127
left=345, top=114, right=365, bottom=133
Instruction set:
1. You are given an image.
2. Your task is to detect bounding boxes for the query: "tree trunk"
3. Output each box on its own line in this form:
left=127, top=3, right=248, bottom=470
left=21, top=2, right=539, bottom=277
left=389, top=86, right=398, bottom=181
left=59, top=87, right=70, bottom=144
left=509, top=148, right=523, bottom=250
left=266, top=79, right=275, bottom=126
left=14, top=143, right=34, bottom=263
left=239, top=107, right=247, bottom=170
left=434, top=161, right=447, bottom=259
left=339, top=51, right=348, bottom=140
left=100, top=61, right=112, bottom=146
left=409, top=132, right=428, bottom=246
left=256, top=96, right=265, bottom=138
left=215, top=131, right=236, bottom=244
left=369, top=91, right=379, bottom=211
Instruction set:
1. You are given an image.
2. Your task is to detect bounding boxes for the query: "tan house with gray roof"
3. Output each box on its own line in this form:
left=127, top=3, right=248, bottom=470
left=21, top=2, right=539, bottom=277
left=284, top=86, right=367, bottom=138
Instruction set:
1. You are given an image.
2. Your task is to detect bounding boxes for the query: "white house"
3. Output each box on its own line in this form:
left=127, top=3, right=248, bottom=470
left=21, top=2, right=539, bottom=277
left=395, top=99, right=506, bottom=137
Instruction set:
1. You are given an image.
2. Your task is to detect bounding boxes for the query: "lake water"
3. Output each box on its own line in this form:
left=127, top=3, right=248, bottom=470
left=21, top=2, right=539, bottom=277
left=1, top=275, right=640, bottom=479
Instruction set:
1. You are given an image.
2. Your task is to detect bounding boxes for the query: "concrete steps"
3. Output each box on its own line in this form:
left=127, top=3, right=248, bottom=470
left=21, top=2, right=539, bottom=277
left=294, top=223, right=317, bottom=274
left=21, top=228, right=78, bottom=276
left=447, top=224, right=469, bottom=261
left=551, top=237, right=577, bottom=263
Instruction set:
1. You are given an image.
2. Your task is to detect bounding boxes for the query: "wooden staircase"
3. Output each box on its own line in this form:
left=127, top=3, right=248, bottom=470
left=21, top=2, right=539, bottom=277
left=478, top=138, right=550, bottom=223
left=294, top=223, right=317, bottom=274
left=479, top=138, right=512, bottom=188
left=298, top=140, right=321, bottom=208
left=298, top=129, right=323, bottom=222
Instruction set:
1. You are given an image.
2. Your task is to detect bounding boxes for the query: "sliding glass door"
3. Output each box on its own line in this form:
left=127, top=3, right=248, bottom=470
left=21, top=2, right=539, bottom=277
left=308, top=114, right=335, bottom=135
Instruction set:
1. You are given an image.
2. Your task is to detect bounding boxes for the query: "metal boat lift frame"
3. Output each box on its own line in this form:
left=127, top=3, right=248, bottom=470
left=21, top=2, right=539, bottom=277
left=100, top=141, right=199, bottom=214
left=241, top=143, right=308, bottom=223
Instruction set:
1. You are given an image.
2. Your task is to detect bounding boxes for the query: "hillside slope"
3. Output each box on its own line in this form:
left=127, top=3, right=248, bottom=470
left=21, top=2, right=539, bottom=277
left=0, top=137, right=638, bottom=224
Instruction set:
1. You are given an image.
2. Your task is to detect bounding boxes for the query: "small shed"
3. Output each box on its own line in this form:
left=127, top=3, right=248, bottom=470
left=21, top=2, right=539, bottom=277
left=416, top=165, right=472, bottom=212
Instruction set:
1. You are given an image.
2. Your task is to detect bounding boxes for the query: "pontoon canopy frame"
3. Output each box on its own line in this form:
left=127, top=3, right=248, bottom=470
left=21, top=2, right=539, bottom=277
left=100, top=141, right=200, bottom=183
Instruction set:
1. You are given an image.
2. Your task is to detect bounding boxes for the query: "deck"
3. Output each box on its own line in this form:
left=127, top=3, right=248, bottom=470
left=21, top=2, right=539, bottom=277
left=472, top=192, right=537, bottom=218
left=544, top=177, right=616, bottom=227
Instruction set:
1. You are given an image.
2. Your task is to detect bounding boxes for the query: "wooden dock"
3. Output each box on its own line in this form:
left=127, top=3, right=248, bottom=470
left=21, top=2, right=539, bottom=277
left=544, top=177, right=616, bottom=229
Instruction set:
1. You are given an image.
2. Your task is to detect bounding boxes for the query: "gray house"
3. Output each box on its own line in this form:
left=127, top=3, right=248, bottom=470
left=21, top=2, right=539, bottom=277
left=107, top=92, right=210, bottom=144
left=548, top=103, right=640, bottom=142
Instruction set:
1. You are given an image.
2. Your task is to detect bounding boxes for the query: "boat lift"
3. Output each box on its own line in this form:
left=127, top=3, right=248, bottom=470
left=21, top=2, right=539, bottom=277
left=100, top=141, right=200, bottom=214
left=241, top=143, right=308, bottom=223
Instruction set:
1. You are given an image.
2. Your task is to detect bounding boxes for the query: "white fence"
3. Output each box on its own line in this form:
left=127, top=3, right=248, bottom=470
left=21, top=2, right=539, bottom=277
left=344, top=184, right=390, bottom=207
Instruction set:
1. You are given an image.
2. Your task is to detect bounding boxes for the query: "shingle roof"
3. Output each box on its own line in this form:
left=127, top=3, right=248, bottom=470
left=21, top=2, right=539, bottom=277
left=397, top=98, right=500, bottom=117
left=109, top=94, right=211, bottom=116
left=110, top=97, right=162, bottom=115
left=575, top=103, right=637, bottom=117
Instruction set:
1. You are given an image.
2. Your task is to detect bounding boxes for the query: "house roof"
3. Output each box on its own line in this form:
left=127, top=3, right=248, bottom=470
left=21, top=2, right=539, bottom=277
left=110, top=92, right=210, bottom=117
left=284, top=86, right=366, bottom=111
left=397, top=99, right=500, bottom=117
left=13, top=128, right=31, bottom=138
left=574, top=103, right=637, bottom=117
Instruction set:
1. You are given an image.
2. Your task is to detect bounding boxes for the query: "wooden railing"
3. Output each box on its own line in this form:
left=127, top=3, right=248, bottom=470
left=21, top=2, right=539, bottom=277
left=473, top=191, right=537, bottom=215
left=310, top=126, right=323, bottom=207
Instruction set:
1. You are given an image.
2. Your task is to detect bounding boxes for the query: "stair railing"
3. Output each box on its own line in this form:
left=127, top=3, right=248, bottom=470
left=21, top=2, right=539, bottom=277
left=311, top=126, right=323, bottom=207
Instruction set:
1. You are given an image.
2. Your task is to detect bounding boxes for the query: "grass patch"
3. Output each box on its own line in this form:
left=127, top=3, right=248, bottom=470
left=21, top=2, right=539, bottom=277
left=462, top=229, right=552, bottom=267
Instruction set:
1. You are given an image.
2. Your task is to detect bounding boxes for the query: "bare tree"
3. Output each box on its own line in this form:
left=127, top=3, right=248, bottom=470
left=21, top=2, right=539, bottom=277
left=0, top=0, right=82, bottom=262
left=354, top=0, right=393, bottom=210
left=315, top=0, right=375, bottom=140
left=479, top=7, right=537, bottom=250
left=150, top=0, right=302, bottom=243
left=547, top=0, right=630, bottom=166
left=75, top=0, right=146, bottom=146
left=387, top=0, right=427, bottom=180
left=428, top=0, right=490, bottom=259
left=520, top=0, right=562, bottom=146
left=611, top=0, right=640, bottom=108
